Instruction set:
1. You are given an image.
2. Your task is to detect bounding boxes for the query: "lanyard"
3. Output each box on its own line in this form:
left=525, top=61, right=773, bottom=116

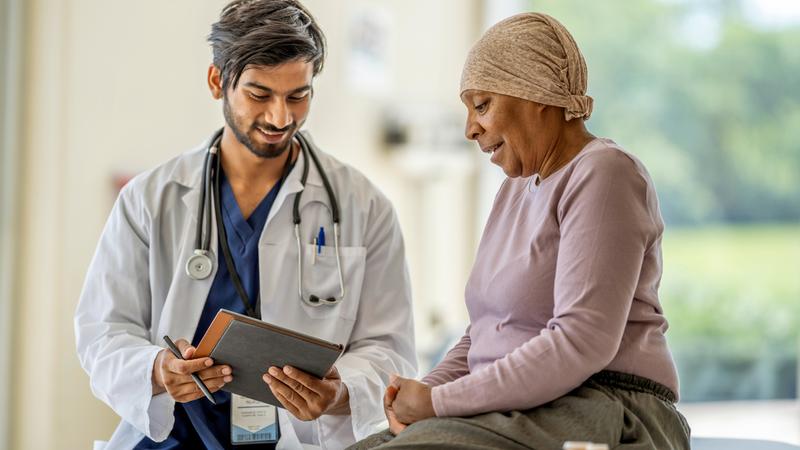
left=212, top=144, right=295, bottom=319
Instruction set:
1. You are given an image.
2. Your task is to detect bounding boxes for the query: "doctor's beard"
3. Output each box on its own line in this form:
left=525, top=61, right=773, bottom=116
left=223, top=95, right=296, bottom=159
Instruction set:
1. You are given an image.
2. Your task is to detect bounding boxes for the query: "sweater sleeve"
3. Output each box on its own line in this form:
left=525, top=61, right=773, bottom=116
left=421, top=328, right=471, bottom=387
left=431, top=149, right=658, bottom=417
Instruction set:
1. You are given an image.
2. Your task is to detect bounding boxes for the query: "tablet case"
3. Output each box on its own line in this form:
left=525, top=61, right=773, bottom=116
left=194, top=309, right=345, bottom=406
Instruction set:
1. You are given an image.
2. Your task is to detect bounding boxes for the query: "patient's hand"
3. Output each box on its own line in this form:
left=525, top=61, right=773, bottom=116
left=389, top=376, right=435, bottom=426
left=383, top=377, right=407, bottom=435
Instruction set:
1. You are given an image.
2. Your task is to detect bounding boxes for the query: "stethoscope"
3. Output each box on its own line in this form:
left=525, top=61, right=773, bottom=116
left=185, top=128, right=346, bottom=312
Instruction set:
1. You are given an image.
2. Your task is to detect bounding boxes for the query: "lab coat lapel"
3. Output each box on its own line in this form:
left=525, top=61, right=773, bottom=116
left=159, top=174, right=218, bottom=342
left=177, top=144, right=211, bottom=228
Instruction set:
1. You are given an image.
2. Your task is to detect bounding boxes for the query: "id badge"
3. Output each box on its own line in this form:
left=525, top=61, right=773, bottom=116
left=231, top=394, right=280, bottom=445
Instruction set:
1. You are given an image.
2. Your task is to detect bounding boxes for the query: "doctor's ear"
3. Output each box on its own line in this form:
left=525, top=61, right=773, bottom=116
left=207, top=64, right=223, bottom=100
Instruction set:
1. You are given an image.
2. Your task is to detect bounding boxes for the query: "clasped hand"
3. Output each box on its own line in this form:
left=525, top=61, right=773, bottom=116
left=383, top=375, right=435, bottom=435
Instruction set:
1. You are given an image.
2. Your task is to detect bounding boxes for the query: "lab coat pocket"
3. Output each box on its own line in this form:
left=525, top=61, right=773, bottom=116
left=299, top=244, right=365, bottom=321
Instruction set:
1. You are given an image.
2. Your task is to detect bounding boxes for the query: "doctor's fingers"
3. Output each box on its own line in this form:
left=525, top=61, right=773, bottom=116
left=271, top=389, right=306, bottom=420
left=161, top=369, right=227, bottom=392
left=264, top=374, right=326, bottom=418
left=168, top=377, right=227, bottom=403
left=165, top=354, right=214, bottom=375
left=266, top=367, right=321, bottom=401
left=282, top=366, right=330, bottom=396
left=264, top=377, right=306, bottom=411
left=196, top=365, right=233, bottom=384
left=172, top=339, right=196, bottom=359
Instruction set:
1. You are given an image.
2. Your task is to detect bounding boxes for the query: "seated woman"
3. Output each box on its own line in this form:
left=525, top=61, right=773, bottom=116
left=349, top=12, right=691, bottom=450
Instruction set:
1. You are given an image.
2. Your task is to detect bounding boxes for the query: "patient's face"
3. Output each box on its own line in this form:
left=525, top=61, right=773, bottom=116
left=461, top=89, right=562, bottom=178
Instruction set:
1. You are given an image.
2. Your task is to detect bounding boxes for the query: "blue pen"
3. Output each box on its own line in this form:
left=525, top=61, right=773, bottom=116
left=317, top=227, right=325, bottom=254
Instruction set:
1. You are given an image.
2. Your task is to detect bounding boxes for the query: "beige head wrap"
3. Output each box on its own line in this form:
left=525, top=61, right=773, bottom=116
left=461, top=13, right=593, bottom=121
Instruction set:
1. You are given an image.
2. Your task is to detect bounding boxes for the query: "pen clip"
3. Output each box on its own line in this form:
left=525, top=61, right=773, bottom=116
left=312, top=237, right=317, bottom=265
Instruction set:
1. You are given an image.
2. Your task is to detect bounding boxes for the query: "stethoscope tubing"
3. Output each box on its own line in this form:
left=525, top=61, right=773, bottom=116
left=186, top=128, right=346, bottom=309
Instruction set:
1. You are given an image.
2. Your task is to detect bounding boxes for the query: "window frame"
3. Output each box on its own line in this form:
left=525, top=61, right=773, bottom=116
left=0, top=0, right=24, bottom=447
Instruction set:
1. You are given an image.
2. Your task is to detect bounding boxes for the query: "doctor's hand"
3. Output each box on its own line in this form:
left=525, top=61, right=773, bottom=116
left=152, top=338, right=233, bottom=403
left=388, top=376, right=435, bottom=426
left=263, top=365, right=350, bottom=421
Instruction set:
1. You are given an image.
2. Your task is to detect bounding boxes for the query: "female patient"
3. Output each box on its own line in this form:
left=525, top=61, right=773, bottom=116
left=350, top=12, right=690, bottom=450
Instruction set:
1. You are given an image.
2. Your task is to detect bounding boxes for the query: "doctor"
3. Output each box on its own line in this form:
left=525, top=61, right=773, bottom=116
left=74, top=1, right=416, bottom=449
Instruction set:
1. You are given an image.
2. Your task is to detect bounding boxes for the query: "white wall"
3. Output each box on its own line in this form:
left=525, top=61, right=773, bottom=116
left=11, top=1, right=482, bottom=448
left=13, top=2, right=231, bottom=449
left=302, top=0, right=483, bottom=361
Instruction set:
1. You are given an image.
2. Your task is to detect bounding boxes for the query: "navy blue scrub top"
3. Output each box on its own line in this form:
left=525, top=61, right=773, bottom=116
left=135, top=165, right=287, bottom=450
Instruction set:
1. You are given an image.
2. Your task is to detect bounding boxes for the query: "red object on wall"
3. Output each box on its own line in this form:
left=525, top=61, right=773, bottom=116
left=112, top=173, right=136, bottom=194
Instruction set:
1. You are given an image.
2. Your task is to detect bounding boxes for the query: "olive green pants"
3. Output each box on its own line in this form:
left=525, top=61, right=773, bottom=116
left=347, top=371, right=690, bottom=450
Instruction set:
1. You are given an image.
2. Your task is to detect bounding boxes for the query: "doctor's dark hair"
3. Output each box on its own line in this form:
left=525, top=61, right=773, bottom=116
left=208, top=0, right=326, bottom=92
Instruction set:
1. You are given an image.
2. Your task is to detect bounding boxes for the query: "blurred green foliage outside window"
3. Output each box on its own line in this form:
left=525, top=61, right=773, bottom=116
left=532, top=0, right=800, bottom=401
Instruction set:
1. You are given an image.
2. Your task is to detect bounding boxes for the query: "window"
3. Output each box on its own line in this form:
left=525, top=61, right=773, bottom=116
left=527, top=0, right=800, bottom=443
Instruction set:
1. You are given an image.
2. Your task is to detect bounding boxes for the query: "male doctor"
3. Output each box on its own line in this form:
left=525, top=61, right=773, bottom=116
left=74, top=1, right=416, bottom=449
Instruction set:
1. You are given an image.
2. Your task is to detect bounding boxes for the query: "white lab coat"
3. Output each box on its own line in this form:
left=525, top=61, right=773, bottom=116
left=75, top=131, right=417, bottom=450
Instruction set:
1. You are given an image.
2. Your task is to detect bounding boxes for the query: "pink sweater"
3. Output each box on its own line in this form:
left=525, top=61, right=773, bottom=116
left=422, top=139, right=679, bottom=417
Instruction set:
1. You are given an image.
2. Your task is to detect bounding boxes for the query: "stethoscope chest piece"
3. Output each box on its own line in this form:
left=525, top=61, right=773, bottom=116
left=186, top=249, right=214, bottom=280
